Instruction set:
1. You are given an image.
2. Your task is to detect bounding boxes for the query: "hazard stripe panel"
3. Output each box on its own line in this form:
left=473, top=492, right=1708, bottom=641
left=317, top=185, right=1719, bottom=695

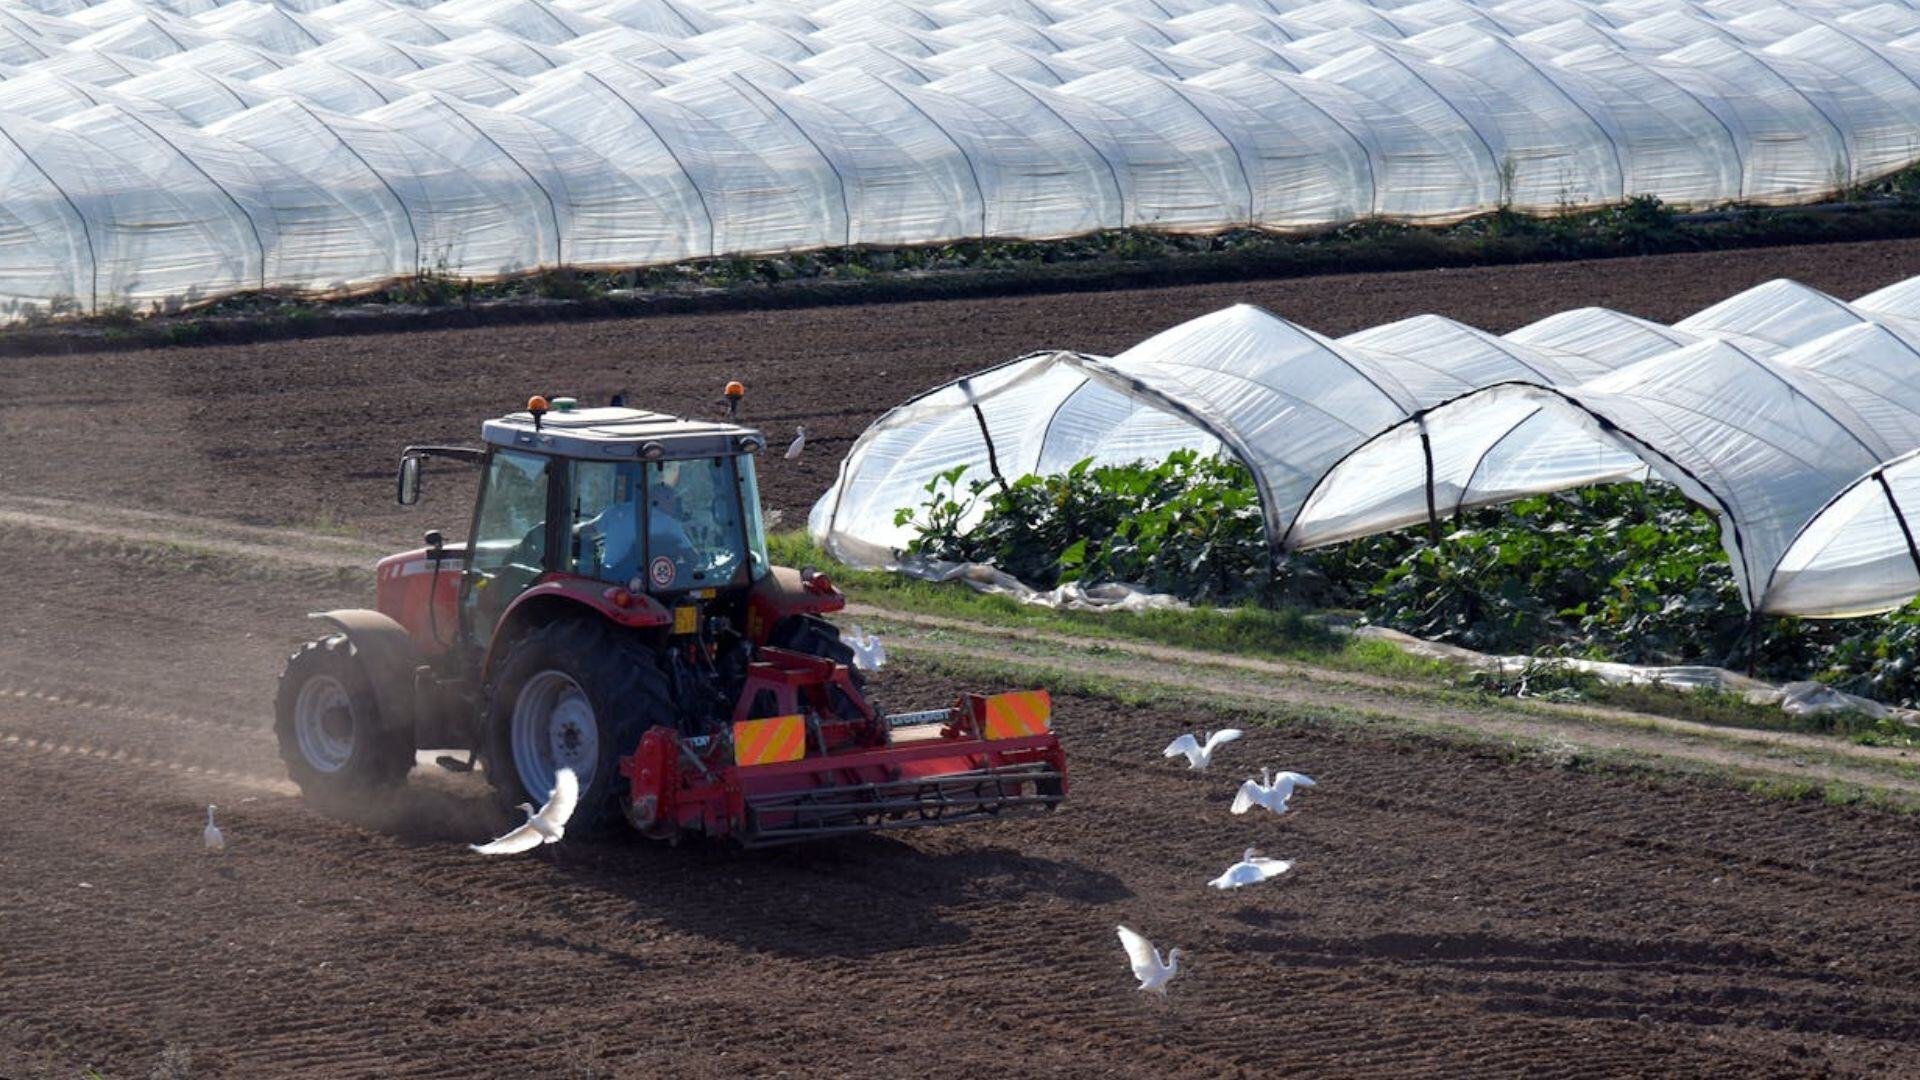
left=983, top=690, right=1052, bottom=740
left=734, top=714, right=807, bottom=766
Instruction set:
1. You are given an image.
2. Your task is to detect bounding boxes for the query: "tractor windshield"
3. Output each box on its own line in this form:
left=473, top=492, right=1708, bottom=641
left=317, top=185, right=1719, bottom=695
left=570, top=454, right=768, bottom=592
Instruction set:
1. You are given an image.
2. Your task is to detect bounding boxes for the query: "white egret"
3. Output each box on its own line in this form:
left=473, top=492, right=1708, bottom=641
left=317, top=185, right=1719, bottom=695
left=202, top=805, right=225, bottom=853
left=1208, top=847, right=1292, bottom=890
left=1163, top=729, right=1242, bottom=771
left=472, top=769, right=579, bottom=855
left=1116, top=925, right=1182, bottom=994
left=1230, top=769, right=1316, bottom=816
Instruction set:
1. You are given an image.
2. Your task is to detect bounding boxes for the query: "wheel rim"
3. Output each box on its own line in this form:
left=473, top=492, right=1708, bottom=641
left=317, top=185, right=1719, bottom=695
left=293, top=675, right=356, bottom=774
left=511, top=670, right=598, bottom=800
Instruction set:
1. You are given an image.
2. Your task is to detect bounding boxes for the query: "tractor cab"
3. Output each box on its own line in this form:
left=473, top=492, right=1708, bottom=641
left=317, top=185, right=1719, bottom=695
left=436, top=398, right=775, bottom=645
left=278, top=392, right=1066, bottom=847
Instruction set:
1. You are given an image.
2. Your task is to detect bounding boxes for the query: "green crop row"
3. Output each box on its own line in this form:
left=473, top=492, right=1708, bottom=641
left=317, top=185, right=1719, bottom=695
left=893, top=457, right=1920, bottom=708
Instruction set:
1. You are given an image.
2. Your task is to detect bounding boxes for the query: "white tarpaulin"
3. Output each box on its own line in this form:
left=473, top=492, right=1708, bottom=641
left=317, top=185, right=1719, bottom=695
left=815, top=274, right=1920, bottom=618
left=1, top=0, right=1920, bottom=316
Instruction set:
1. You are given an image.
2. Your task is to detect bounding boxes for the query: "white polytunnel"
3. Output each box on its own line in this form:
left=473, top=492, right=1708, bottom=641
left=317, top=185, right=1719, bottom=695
left=1503, top=305, right=1698, bottom=367
left=1771, top=447, right=1920, bottom=618
left=816, top=275, right=1920, bottom=617
left=1672, top=278, right=1885, bottom=354
left=1292, top=321, right=1920, bottom=607
left=1856, top=276, right=1920, bottom=322
left=812, top=301, right=1594, bottom=567
left=0, top=0, right=1917, bottom=316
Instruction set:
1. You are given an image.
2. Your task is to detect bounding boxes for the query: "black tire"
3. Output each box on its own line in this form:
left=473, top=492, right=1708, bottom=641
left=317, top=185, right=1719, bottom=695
left=485, top=618, right=675, bottom=834
left=769, top=613, right=868, bottom=718
left=274, top=636, right=414, bottom=800
left=770, top=614, right=860, bottom=673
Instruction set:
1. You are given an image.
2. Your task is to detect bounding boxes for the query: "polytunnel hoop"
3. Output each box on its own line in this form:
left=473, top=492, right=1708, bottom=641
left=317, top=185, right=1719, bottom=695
left=1873, top=470, right=1920, bottom=581
left=820, top=349, right=1292, bottom=568
left=996, top=76, right=1129, bottom=227
left=1279, top=379, right=1757, bottom=607
left=289, top=101, right=421, bottom=278
left=1486, top=39, right=1627, bottom=204
left=1739, top=49, right=1853, bottom=188
left=435, top=96, right=564, bottom=266
left=871, top=81, right=989, bottom=239
left=731, top=76, right=853, bottom=248
left=576, top=70, right=715, bottom=257
left=121, top=110, right=269, bottom=292
left=1762, top=451, right=1920, bottom=613
left=0, top=123, right=97, bottom=314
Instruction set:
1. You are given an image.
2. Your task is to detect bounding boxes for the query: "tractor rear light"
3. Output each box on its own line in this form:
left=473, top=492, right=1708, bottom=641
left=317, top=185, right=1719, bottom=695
left=605, top=586, right=633, bottom=608
left=803, top=571, right=835, bottom=595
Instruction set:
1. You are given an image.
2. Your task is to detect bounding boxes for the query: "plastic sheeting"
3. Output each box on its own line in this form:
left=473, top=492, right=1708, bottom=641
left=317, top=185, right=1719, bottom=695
left=1771, top=447, right=1920, bottom=618
left=2, top=0, right=1920, bottom=316
left=814, top=274, right=1920, bottom=617
left=1358, top=624, right=1920, bottom=724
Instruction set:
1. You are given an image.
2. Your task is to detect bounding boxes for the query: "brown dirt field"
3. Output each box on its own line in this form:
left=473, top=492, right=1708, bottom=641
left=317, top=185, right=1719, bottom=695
left=6, top=243, right=1920, bottom=1078
left=5, top=525, right=1920, bottom=1079
left=1, top=237, right=1917, bottom=538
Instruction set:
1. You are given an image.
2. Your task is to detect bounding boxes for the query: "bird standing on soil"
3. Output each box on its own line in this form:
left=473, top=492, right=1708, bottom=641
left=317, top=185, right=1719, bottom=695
left=1208, top=847, right=1293, bottom=890
left=471, top=769, right=579, bottom=855
left=1230, top=768, right=1316, bottom=816
left=842, top=624, right=887, bottom=672
left=784, top=425, right=807, bottom=461
left=1163, top=728, right=1242, bottom=771
left=202, top=805, right=225, bottom=853
left=1117, top=925, right=1183, bottom=995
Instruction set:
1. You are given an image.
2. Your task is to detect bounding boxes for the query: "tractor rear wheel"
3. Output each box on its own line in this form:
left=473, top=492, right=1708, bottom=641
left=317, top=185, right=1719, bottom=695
left=486, top=618, right=674, bottom=834
left=770, top=614, right=858, bottom=674
left=770, top=613, right=867, bottom=717
left=274, top=635, right=414, bottom=800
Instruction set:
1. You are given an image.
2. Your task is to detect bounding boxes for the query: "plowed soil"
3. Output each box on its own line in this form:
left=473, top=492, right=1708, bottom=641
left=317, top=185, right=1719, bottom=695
left=3, top=237, right=1919, bottom=537
left=5, top=241, right=1920, bottom=1078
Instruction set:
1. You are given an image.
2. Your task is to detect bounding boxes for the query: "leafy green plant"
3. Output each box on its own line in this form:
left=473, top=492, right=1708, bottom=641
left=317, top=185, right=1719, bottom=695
left=890, top=454, right=1920, bottom=711
left=895, top=452, right=1270, bottom=603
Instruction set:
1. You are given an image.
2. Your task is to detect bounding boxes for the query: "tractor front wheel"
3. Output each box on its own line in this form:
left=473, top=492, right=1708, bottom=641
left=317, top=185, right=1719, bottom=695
left=486, top=618, right=674, bottom=834
left=274, top=636, right=414, bottom=800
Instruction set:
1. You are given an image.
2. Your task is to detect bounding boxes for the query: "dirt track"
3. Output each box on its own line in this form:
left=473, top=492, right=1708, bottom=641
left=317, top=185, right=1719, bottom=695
left=6, top=242, right=1920, bottom=1077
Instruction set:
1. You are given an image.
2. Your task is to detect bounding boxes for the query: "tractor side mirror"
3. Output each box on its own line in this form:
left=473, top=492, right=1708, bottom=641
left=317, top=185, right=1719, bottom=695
left=397, top=454, right=422, bottom=506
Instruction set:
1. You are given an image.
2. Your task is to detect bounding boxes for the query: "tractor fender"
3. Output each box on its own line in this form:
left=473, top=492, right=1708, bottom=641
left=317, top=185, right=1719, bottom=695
left=480, top=576, right=672, bottom=684
left=745, top=566, right=846, bottom=644
left=309, top=609, right=422, bottom=736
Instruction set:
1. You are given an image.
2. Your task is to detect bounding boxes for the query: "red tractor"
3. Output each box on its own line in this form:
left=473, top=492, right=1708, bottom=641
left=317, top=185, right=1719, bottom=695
left=275, top=394, right=1066, bottom=845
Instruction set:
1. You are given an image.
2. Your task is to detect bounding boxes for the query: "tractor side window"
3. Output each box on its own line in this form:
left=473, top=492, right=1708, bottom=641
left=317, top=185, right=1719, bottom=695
left=737, top=453, right=770, bottom=581
left=468, top=447, right=552, bottom=588
left=570, top=461, right=641, bottom=584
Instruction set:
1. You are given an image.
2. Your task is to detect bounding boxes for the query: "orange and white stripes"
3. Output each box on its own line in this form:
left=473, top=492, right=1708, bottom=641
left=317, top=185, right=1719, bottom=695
left=981, top=690, right=1052, bottom=740
left=733, top=714, right=807, bottom=767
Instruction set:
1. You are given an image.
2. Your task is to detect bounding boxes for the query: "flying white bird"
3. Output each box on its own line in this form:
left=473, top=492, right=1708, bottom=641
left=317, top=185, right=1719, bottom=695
left=841, top=623, right=887, bottom=672
left=784, top=425, right=807, bottom=461
left=202, top=805, right=225, bottom=853
left=1163, top=728, right=1242, bottom=771
left=1116, top=925, right=1183, bottom=995
left=1230, top=768, right=1317, bottom=816
left=472, top=768, right=579, bottom=855
left=1208, top=847, right=1293, bottom=890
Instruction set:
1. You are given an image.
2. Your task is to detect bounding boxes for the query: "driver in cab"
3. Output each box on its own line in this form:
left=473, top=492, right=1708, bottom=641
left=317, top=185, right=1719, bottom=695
left=581, top=461, right=695, bottom=589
